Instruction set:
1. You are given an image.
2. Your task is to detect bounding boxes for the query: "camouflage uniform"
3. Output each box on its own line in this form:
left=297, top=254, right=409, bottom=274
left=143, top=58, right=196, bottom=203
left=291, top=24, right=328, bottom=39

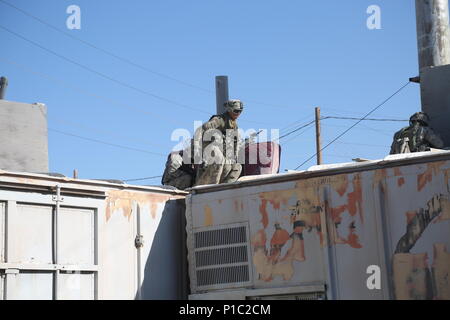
left=194, top=101, right=244, bottom=186
left=390, top=112, right=444, bottom=154
left=161, top=150, right=195, bottom=190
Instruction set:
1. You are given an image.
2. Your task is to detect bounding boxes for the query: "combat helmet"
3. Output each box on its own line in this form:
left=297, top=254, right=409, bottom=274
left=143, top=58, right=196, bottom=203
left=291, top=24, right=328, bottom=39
left=224, top=99, right=244, bottom=114
left=410, top=112, right=430, bottom=126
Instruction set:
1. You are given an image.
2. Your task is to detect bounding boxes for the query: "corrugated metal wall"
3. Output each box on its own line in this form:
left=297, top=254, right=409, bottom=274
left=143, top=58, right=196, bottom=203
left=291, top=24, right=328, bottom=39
left=0, top=174, right=187, bottom=300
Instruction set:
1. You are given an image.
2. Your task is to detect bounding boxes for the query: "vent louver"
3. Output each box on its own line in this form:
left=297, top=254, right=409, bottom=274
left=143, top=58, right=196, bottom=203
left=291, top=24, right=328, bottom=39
left=192, top=223, right=252, bottom=291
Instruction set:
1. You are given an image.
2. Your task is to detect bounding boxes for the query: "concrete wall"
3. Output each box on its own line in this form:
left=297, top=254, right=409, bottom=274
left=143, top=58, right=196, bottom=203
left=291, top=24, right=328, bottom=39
left=0, top=100, right=48, bottom=172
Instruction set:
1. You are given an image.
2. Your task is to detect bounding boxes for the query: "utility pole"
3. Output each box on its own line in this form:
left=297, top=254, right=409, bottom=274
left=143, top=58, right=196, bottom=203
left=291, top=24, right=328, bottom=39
left=215, top=76, right=229, bottom=115
left=415, top=0, right=450, bottom=147
left=315, top=107, right=322, bottom=165
left=0, top=77, right=8, bottom=100
left=415, top=0, right=450, bottom=72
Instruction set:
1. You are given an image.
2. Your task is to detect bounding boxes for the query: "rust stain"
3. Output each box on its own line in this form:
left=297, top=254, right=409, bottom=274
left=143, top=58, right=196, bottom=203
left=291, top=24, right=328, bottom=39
left=204, top=205, right=213, bottom=227
left=437, top=195, right=450, bottom=221
left=398, top=177, right=405, bottom=187
left=394, top=168, right=403, bottom=176
left=241, top=201, right=244, bottom=211
left=330, top=205, right=347, bottom=223
left=269, top=224, right=291, bottom=263
left=282, top=233, right=305, bottom=263
left=347, top=174, right=363, bottom=223
left=405, top=211, right=417, bottom=224
left=432, top=243, right=450, bottom=300
left=105, top=190, right=173, bottom=222
left=373, top=169, right=387, bottom=187
left=417, top=162, right=445, bottom=192
left=259, top=200, right=269, bottom=228
left=150, top=202, right=158, bottom=219
left=251, top=229, right=267, bottom=248
left=418, top=171, right=433, bottom=192
left=259, top=190, right=295, bottom=211
left=327, top=174, right=364, bottom=247
left=345, top=222, right=362, bottom=249
left=335, top=175, right=349, bottom=197
left=16, top=177, right=38, bottom=184
left=253, top=174, right=369, bottom=283
left=234, top=200, right=239, bottom=213
left=253, top=247, right=295, bottom=282
left=393, top=252, right=431, bottom=300
left=258, top=189, right=297, bottom=229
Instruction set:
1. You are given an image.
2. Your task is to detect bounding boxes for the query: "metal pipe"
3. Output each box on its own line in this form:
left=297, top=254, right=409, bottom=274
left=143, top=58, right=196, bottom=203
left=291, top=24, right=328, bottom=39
left=0, top=77, right=8, bottom=99
left=315, top=107, right=323, bottom=165
left=415, top=0, right=450, bottom=71
left=215, top=76, right=229, bottom=115
left=53, top=184, right=61, bottom=300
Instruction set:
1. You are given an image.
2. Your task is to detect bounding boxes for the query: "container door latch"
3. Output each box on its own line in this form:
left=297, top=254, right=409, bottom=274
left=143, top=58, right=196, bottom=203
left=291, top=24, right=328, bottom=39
left=135, top=235, right=144, bottom=248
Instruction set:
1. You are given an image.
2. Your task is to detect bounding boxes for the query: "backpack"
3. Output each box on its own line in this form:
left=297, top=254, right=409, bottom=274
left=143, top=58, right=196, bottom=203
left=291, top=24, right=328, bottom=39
left=390, top=127, right=411, bottom=154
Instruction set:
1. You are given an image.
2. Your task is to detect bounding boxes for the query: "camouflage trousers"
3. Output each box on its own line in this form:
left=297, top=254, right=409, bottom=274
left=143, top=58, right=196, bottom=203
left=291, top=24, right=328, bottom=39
left=163, top=170, right=193, bottom=190
left=194, top=145, right=242, bottom=186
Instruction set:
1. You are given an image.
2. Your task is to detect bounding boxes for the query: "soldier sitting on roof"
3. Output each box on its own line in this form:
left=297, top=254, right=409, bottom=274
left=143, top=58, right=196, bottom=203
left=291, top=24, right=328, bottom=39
left=193, top=99, right=244, bottom=186
left=390, top=112, right=444, bottom=154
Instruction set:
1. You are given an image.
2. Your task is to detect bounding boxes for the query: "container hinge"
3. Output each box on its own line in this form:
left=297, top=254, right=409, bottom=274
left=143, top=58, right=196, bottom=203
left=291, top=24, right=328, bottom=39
left=135, top=235, right=144, bottom=248
left=52, top=185, right=64, bottom=203
left=52, top=194, right=64, bottom=203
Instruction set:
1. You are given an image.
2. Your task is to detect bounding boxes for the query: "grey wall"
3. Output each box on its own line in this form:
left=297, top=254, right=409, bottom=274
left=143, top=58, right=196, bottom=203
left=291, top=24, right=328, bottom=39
left=0, top=100, right=49, bottom=172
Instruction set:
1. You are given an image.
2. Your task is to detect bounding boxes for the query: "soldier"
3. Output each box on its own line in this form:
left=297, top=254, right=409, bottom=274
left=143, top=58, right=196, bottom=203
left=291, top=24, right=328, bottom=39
left=161, top=148, right=195, bottom=190
left=193, top=99, right=244, bottom=186
left=390, top=112, right=444, bottom=154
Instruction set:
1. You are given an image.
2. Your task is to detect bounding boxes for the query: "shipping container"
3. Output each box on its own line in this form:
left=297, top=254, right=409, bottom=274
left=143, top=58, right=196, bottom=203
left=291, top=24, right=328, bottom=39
left=186, top=151, right=450, bottom=300
left=0, top=170, right=188, bottom=300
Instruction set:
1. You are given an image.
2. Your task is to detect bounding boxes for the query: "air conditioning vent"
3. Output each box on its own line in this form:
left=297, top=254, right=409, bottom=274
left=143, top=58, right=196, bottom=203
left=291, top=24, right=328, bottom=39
left=249, top=292, right=326, bottom=300
left=197, top=265, right=249, bottom=287
left=195, top=226, right=246, bottom=248
left=195, top=245, right=248, bottom=267
left=192, top=223, right=252, bottom=291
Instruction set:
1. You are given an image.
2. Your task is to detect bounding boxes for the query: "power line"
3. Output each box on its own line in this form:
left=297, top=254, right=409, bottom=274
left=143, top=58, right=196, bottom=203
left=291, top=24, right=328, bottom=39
left=0, top=0, right=213, bottom=95
left=293, top=81, right=411, bottom=170
left=51, top=118, right=169, bottom=149
left=49, top=128, right=167, bottom=157
left=123, top=176, right=163, bottom=182
left=324, top=140, right=389, bottom=148
left=281, top=124, right=316, bottom=145
left=0, top=24, right=212, bottom=115
left=276, top=120, right=316, bottom=141
left=0, top=0, right=298, bottom=113
left=321, top=123, right=394, bottom=135
left=324, top=116, right=408, bottom=122
left=280, top=116, right=315, bottom=133
left=320, top=106, right=406, bottom=120
left=1, top=56, right=273, bottom=129
left=0, top=56, right=183, bottom=126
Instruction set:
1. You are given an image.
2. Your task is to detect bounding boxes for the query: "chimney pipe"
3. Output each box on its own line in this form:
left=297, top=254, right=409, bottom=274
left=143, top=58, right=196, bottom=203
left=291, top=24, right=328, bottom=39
left=415, top=0, right=450, bottom=72
left=0, top=77, right=8, bottom=100
left=215, top=76, right=229, bottom=115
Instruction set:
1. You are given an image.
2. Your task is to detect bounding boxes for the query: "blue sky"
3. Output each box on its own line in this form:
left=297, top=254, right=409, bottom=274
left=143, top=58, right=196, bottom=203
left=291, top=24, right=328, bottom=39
left=0, top=0, right=422, bottom=183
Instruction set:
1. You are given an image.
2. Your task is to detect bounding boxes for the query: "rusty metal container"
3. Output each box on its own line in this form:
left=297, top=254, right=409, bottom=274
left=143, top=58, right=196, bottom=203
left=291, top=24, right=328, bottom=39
left=186, top=151, right=450, bottom=300
left=0, top=171, right=188, bottom=300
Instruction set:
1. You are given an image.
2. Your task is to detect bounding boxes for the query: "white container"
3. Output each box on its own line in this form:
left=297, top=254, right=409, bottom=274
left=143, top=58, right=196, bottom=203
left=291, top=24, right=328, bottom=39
left=0, top=170, right=187, bottom=300
left=186, top=151, right=450, bottom=300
